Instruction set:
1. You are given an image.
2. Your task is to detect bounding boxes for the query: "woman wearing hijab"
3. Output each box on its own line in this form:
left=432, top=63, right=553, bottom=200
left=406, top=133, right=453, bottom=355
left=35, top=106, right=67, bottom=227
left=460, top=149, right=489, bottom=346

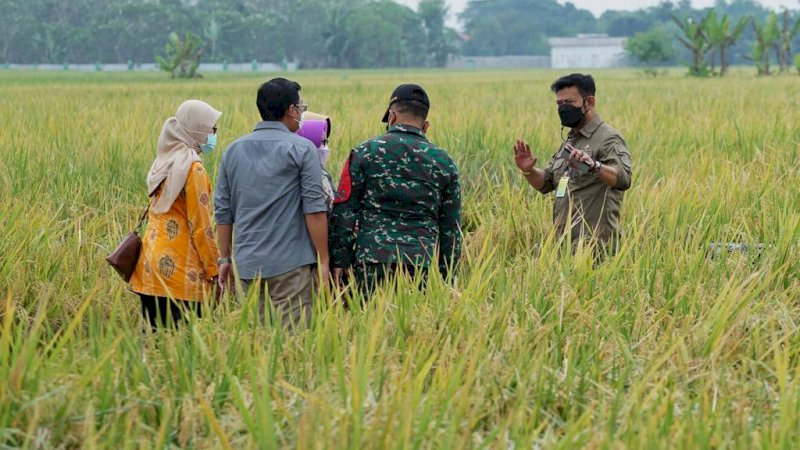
left=129, top=100, right=222, bottom=331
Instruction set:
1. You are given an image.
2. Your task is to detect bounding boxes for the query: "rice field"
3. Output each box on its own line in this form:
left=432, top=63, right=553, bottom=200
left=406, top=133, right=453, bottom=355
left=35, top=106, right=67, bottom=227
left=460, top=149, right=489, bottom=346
left=1, top=68, right=799, bottom=449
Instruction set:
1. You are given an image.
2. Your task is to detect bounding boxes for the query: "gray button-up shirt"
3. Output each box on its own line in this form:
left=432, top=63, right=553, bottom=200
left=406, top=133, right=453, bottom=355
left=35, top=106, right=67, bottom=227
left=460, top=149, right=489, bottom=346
left=214, top=121, right=327, bottom=279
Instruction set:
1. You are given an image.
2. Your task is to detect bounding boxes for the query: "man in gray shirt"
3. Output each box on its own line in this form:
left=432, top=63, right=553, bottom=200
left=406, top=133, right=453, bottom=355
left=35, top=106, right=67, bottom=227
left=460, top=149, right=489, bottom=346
left=215, top=78, right=329, bottom=328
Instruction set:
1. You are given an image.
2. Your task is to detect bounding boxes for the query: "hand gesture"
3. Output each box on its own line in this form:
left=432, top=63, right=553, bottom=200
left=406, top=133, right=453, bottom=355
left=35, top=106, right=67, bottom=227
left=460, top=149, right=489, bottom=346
left=513, top=139, right=537, bottom=173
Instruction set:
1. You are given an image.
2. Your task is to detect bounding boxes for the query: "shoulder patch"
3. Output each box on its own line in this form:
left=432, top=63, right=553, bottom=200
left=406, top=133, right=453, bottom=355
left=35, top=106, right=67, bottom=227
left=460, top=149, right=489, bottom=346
left=616, top=146, right=633, bottom=170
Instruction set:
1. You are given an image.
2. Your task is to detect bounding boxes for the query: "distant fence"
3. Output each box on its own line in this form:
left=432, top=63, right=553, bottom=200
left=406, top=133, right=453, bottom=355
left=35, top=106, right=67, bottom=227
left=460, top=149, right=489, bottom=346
left=1, top=62, right=298, bottom=72
left=446, top=55, right=552, bottom=69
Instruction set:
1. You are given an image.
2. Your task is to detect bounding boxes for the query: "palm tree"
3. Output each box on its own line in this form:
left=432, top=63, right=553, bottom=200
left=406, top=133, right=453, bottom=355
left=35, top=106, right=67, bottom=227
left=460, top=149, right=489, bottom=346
left=673, top=14, right=713, bottom=77
left=776, top=10, right=800, bottom=74
left=751, top=13, right=779, bottom=76
left=704, top=10, right=748, bottom=76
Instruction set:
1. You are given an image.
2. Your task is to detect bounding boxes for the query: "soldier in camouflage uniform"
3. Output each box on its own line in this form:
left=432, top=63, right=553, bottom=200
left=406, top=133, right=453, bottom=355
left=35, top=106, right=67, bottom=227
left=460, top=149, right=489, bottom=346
left=329, top=84, right=462, bottom=298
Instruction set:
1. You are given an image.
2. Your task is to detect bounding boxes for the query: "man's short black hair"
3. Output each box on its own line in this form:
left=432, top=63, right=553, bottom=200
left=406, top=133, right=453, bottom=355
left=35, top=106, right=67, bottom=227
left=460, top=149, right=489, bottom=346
left=392, top=100, right=429, bottom=121
left=257, top=78, right=301, bottom=121
left=550, top=73, right=596, bottom=98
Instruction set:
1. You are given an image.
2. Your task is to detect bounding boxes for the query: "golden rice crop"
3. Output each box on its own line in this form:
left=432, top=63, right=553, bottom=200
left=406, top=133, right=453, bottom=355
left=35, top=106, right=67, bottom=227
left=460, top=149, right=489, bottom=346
left=0, top=68, right=799, bottom=448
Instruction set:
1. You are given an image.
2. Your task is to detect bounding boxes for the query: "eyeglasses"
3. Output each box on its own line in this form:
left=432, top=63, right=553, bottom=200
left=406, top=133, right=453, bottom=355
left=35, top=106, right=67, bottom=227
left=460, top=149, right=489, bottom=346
left=295, top=103, right=308, bottom=113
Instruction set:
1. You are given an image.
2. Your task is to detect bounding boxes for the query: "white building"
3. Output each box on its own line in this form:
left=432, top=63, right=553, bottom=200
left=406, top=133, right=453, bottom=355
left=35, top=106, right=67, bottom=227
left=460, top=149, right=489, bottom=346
left=548, top=34, right=627, bottom=69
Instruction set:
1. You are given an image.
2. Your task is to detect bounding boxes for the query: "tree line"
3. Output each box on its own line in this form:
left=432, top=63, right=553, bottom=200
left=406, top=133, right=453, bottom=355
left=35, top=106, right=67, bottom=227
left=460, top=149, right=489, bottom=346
left=1, top=0, right=798, bottom=72
left=626, top=6, right=800, bottom=76
left=1, top=0, right=455, bottom=68
left=462, top=0, right=800, bottom=74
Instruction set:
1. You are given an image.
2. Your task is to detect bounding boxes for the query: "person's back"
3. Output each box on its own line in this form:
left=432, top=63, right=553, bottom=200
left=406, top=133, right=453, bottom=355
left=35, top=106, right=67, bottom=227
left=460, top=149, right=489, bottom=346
left=129, top=99, right=222, bottom=331
left=330, top=84, right=461, bottom=296
left=218, top=126, right=322, bottom=277
left=344, top=124, right=459, bottom=267
left=215, top=78, right=329, bottom=329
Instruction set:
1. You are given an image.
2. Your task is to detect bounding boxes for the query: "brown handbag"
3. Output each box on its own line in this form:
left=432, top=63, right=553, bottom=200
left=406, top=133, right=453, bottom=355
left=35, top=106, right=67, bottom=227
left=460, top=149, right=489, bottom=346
left=105, top=202, right=151, bottom=282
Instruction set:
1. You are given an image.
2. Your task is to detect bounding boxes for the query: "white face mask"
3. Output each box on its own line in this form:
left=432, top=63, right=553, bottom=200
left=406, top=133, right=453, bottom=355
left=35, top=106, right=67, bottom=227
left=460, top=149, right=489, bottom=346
left=317, top=144, right=331, bottom=166
left=294, top=106, right=304, bottom=131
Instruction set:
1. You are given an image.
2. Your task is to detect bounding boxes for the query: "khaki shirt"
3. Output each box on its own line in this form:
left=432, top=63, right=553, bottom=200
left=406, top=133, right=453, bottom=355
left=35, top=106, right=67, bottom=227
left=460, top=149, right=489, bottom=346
left=539, top=114, right=633, bottom=249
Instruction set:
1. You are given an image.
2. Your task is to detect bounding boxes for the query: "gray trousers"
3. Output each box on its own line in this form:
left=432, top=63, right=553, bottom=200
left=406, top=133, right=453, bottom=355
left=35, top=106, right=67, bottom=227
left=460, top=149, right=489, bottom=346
left=240, top=264, right=316, bottom=329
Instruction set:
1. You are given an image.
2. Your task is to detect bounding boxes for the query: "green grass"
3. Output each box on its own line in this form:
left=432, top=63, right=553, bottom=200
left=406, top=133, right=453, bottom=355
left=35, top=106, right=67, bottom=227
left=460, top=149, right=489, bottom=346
left=1, top=68, right=799, bottom=448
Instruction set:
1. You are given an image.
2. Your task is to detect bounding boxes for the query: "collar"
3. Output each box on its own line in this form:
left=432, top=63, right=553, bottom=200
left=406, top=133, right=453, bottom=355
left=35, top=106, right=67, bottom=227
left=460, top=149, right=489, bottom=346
left=254, top=121, right=290, bottom=132
left=570, top=113, right=603, bottom=139
left=387, top=124, right=427, bottom=139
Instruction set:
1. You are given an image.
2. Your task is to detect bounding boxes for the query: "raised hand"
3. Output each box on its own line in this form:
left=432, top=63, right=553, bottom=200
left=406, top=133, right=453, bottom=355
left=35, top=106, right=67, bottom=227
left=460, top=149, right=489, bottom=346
left=513, top=139, right=537, bottom=173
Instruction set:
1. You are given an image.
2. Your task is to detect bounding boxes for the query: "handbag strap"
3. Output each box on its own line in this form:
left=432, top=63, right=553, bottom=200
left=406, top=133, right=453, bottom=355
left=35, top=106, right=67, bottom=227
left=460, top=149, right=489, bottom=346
left=135, top=182, right=163, bottom=232
left=134, top=202, right=150, bottom=232
left=133, top=203, right=150, bottom=230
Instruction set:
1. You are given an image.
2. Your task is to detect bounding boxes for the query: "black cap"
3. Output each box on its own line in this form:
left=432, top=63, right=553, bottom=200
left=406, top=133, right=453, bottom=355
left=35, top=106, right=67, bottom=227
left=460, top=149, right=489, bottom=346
left=381, top=84, right=430, bottom=123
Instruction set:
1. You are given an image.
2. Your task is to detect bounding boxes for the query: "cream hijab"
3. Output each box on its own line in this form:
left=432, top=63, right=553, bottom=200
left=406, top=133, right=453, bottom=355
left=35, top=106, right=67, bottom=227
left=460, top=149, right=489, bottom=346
left=147, top=100, right=222, bottom=214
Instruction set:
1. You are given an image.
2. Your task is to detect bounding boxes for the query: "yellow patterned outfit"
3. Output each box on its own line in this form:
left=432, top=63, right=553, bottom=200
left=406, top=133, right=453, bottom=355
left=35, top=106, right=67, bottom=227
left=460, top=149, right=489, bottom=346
left=130, top=162, right=219, bottom=301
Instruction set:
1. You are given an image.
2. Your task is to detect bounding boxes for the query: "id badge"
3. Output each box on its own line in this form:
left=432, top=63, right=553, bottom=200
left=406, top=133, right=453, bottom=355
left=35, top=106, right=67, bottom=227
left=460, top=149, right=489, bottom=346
left=555, top=175, right=569, bottom=198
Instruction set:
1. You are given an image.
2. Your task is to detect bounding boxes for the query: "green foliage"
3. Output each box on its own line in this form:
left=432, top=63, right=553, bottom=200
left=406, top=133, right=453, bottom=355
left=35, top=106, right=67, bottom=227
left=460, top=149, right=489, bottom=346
left=604, top=13, right=652, bottom=37
left=325, top=1, right=428, bottom=68
left=775, top=10, right=800, bottom=73
left=704, top=10, right=748, bottom=76
left=795, top=53, right=800, bottom=73
left=0, top=0, right=796, bottom=70
left=460, top=0, right=598, bottom=56
left=0, top=0, right=456, bottom=68
left=751, top=41, right=766, bottom=74
left=751, top=12, right=780, bottom=75
left=204, top=17, right=221, bottom=62
left=599, top=1, right=684, bottom=38
left=673, top=13, right=713, bottom=77
left=155, top=32, right=205, bottom=79
left=625, top=26, right=676, bottom=74
left=418, top=0, right=457, bottom=67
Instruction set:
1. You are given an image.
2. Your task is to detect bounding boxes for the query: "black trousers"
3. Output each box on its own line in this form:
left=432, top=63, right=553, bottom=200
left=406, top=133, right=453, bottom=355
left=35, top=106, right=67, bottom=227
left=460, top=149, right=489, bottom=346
left=138, top=294, right=202, bottom=332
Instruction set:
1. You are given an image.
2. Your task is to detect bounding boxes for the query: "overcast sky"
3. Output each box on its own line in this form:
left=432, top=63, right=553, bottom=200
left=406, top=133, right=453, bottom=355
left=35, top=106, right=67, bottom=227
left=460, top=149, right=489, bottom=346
left=397, top=0, right=800, bottom=28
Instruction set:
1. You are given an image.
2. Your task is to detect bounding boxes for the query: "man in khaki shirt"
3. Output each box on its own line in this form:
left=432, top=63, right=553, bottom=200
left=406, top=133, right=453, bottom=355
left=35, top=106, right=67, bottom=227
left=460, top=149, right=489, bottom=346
left=513, top=73, right=633, bottom=254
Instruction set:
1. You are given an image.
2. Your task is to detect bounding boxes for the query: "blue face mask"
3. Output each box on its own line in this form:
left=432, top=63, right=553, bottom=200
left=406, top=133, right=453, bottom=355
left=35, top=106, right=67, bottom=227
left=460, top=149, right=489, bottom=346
left=201, top=133, right=217, bottom=153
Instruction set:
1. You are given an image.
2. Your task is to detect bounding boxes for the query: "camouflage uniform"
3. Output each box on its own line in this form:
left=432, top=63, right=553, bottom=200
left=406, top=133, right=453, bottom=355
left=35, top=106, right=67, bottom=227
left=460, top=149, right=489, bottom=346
left=329, top=124, right=462, bottom=294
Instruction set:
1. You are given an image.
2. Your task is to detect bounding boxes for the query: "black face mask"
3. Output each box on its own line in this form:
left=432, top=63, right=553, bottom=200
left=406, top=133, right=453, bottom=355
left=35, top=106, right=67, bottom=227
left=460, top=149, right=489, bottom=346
left=558, top=103, right=585, bottom=128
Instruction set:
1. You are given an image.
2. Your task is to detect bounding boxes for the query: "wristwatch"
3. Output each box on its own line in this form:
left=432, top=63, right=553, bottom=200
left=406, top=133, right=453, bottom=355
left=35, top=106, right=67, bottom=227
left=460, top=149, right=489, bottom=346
left=590, top=160, right=602, bottom=174
left=217, top=257, right=232, bottom=266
